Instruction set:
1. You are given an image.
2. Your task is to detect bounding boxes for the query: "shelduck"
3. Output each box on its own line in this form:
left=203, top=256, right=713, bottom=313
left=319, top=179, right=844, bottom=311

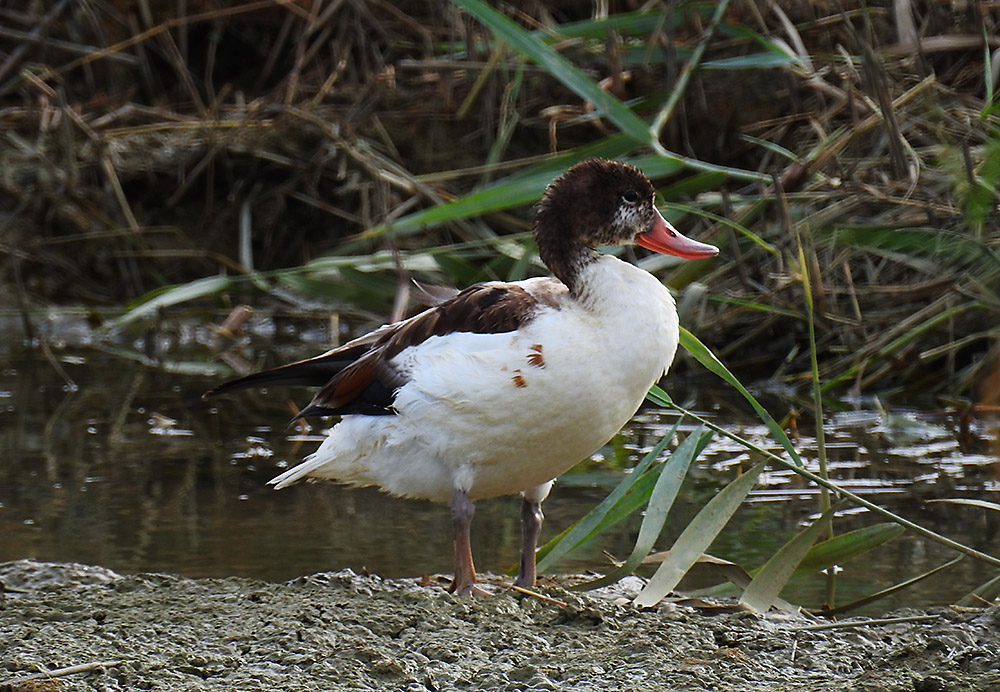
left=204, top=159, right=718, bottom=594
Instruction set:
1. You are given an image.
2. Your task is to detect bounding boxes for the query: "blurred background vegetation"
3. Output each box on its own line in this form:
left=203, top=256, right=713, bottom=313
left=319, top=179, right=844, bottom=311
left=1, top=0, right=999, bottom=400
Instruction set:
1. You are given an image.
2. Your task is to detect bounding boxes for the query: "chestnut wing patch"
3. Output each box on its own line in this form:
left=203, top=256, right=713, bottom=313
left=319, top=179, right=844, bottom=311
left=292, top=352, right=395, bottom=420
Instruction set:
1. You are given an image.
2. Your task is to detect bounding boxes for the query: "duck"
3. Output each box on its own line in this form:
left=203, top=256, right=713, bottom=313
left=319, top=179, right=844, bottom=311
left=203, top=158, right=718, bottom=595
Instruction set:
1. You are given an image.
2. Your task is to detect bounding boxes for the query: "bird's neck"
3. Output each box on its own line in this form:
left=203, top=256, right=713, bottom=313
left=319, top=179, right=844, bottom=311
left=536, top=229, right=598, bottom=295
left=570, top=254, right=671, bottom=314
left=564, top=256, right=680, bottom=384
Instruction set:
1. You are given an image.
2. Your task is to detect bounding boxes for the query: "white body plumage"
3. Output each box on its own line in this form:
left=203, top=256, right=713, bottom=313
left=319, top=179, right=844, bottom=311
left=270, top=256, right=678, bottom=502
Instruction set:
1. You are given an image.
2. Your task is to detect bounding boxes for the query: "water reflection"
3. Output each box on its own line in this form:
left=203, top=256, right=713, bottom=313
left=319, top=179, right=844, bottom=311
left=1, top=331, right=998, bottom=613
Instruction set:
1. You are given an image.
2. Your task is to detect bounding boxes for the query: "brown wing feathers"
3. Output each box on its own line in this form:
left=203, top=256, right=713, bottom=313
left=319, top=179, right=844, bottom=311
left=200, top=343, right=371, bottom=398
left=380, top=284, right=535, bottom=359
left=292, top=354, right=393, bottom=420
left=203, top=283, right=543, bottom=419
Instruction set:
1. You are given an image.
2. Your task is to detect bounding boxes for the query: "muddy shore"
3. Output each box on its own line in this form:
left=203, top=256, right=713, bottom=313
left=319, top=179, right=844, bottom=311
left=1, top=560, right=998, bottom=691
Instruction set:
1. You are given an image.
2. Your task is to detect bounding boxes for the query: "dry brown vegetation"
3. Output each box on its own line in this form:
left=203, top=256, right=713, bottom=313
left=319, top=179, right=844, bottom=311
left=1, top=0, right=999, bottom=399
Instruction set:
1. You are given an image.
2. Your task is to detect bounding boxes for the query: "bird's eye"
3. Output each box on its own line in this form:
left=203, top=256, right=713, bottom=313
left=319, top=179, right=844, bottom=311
left=622, top=189, right=640, bottom=204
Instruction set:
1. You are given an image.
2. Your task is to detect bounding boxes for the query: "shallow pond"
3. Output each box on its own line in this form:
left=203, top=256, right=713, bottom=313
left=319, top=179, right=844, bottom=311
left=1, top=307, right=998, bottom=614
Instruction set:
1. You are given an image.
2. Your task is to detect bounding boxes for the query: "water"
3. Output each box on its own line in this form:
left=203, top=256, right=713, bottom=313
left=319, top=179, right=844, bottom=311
left=1, top=310, right=998, bottom=613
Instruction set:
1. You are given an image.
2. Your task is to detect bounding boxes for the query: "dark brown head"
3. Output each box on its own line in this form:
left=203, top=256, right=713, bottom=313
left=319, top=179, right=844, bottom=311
left=535, top=159, right=718, bottom=291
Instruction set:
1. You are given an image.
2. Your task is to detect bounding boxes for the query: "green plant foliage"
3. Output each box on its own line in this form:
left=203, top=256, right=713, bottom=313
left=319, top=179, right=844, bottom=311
left=829, top=226, right=987, bottom=263
left=364, top=147, right=686, bottom=240
left=956, top=572, right=1000, bottom=607
left=105, top=276, right=234, bottom=333
left=452, top=0, right=651, bottom=144
left=926, top=498, right=1000, bottom=513
left=821, top=557, right=964, bottom=616
left=536, top=10, right=681, bottom=41
left=575, top=426, right=713, bottom=590
left=633, top=461, right=767, bottom=607
left=739, top=504, right=838, bottom=613
left=961, top=132, right=1000, bottom=230
left=669, top=328, right=803, bottom=466
left=795, top=523, right=906, bottom=575
left=695, top=523, right=908, bottom=599
left=534, top=418, right=684, bottom=574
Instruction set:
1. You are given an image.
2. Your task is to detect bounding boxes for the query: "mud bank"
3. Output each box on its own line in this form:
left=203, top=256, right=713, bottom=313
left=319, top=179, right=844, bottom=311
left=1, top=561, right=997, bottom=692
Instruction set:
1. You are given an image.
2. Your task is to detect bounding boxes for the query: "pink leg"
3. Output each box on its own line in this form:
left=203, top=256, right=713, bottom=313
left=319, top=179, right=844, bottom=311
left=514, top=496, right=544, bottom=587
left=448, top=489, right=488, bottom=596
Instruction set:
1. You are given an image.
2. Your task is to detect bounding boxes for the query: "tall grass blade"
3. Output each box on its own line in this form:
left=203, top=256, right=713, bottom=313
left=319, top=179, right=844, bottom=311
left=535, top=417, right=683, bottom=574
left=791, top=213, right=836, bottom=605
left=926, top=498, right=1000, bottom=513
left=696, top=523, right=907, bottom=598
left=795, top=523, right=906, bottom=575
left=633, top=460, right=766, bottom=607
left=820, top=557, right=964, bottom=617
left=983, top=23, right=995, bottom=107
left=830, top=227, right=985, bottom=263
left=364, top=147, right=763, bottom=242
left=531, top=450, right=687, bottom=577
left=665, top=329, right=804, bottom=466
left=577, top=426, right=711, bottom=590
left=658, top=172, right=729, bottom=198
left=537, top=11, right=673, bottom=41
left=507, top=238, right=536, bottom=281
left=104, top=275, right=234, bottom=332
left=660, top=203, right=779, bottom=255
left=95, top=343, right=230, bottom=376
left=362, top=135, right=647, bottom=239
left=649, top=0, right=729, bottom=144
left=739, top=504, right=838, bottom=614
left=719, top=21, right=802, bottom=60
left=452, top=0, right=651, bottom=144
left=701, top=53, right=800, bottom=69
left=956, top=572, right=1000, bottom=607
left=367, top=168, right=558, bottom=239
left=666, top=400, right=1000, bottom=570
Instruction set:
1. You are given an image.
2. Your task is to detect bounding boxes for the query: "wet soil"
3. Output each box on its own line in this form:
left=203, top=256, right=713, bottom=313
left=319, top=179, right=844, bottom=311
left=1, top=561, right=998, bottom=692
